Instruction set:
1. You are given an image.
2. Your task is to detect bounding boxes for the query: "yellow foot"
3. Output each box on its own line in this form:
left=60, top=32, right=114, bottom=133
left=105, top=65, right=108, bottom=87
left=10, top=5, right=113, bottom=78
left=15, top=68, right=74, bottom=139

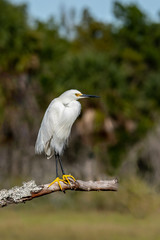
left=62, top=174, right=76, bottom=185
left=48, top=177, right=64, bottom=191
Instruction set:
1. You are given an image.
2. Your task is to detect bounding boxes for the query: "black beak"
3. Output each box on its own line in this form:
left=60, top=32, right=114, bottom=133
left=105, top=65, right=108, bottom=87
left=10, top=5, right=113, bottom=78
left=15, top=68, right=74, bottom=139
left=81, top=94, right=100, bottom=98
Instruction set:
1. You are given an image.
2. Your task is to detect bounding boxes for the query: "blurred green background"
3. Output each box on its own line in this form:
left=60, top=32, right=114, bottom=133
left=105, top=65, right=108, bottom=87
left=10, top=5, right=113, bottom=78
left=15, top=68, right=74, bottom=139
left=0, top=0, right=160, bottom=239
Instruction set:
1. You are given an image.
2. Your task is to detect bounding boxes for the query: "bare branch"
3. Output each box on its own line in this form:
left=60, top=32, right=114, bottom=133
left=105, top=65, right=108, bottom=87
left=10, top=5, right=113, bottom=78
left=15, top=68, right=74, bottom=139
left=0, top=178, right=118, bottom=208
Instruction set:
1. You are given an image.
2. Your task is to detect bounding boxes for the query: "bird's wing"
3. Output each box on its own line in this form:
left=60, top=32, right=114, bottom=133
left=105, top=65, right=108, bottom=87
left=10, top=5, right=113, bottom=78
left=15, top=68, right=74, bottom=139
left=35, top=99, right=62, bottom=158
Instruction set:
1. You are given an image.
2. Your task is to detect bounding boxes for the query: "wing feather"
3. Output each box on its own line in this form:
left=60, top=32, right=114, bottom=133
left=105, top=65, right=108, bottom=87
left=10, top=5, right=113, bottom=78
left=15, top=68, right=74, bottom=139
left=35, top=99, right=62, bottom=158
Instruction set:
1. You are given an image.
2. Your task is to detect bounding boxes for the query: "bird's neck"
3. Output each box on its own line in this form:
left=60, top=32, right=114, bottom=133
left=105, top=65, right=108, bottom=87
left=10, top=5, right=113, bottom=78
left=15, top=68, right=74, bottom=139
left=60, top=97, right=75, bottom=106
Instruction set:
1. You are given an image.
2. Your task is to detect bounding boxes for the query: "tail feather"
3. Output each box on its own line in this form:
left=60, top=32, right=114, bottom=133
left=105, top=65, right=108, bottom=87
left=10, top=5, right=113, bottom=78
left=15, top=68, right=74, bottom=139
left=35, top=128, right=54, bottom=159
left=45, top=137, right=53, bottom=159
left=35, top=130, right=43, bottom=154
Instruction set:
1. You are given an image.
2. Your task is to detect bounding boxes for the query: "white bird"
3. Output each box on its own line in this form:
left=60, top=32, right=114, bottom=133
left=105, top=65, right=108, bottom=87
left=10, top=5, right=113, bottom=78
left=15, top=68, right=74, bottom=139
left=35, top=89, right=99, bottom=190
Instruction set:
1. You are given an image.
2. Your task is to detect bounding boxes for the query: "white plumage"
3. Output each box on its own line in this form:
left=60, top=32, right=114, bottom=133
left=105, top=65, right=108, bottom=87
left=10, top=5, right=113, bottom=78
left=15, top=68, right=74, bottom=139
left=35, top=89, right=82, bottom=158
left=35, top=89, right=99, bottom=189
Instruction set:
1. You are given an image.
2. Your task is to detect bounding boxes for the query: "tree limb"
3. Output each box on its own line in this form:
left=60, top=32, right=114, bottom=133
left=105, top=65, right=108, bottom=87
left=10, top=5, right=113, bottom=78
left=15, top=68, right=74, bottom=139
left=0, top=178, right=118, bottom=208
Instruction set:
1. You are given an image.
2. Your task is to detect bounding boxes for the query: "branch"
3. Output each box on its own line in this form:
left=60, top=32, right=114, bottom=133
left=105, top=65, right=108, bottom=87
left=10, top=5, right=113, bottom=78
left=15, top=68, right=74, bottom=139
left=0, top=178, right=118, bottom=208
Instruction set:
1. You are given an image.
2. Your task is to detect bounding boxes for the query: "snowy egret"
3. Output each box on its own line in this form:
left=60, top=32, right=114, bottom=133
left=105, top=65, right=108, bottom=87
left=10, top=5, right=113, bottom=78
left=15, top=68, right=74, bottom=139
left=35, top=89, right=99, bottom=190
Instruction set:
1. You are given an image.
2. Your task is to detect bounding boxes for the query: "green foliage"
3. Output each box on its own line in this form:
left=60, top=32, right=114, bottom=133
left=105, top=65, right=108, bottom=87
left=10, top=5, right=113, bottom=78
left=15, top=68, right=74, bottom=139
left=46, top=177, right=160, bottom=218
left=1, top=206, right=160, bottom=240
left=1, top=0, right=160, bottom=172
left=0, top=0, right=28, bottom=71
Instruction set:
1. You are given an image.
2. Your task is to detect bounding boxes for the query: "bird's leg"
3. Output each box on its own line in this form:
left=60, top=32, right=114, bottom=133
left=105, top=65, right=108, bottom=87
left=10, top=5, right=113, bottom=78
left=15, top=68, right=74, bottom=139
left=55, top=154, right=59, bottom=178
left=58, top=155, right=65, bottom=175
left=48, top=154, right=64, bottom=191
left=57, top=155, right=76, bottom=185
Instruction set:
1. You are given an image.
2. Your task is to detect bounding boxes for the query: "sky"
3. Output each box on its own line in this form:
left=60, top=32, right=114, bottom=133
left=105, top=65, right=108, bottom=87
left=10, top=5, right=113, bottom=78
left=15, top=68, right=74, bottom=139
left=10, top=0, right=160, bottom=23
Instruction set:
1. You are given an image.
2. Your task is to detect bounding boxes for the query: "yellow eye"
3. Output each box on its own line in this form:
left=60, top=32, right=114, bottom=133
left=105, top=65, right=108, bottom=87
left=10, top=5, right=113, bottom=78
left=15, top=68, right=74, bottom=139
left=75, top=93, right=82, bottom=97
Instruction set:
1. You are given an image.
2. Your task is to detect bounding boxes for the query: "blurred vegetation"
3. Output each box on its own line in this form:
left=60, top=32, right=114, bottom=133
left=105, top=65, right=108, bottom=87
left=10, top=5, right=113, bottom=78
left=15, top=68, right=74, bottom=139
left=1, top=176, right=160, bottom=240
left=1, top=2, right=160, bottom=237
left=1, top=207, right=160, bottom=240
left=1, top=0, right=160, bottom=175
left=1, top=174, right=160, bottom=240
left=47, top=176, right=159, bottom=218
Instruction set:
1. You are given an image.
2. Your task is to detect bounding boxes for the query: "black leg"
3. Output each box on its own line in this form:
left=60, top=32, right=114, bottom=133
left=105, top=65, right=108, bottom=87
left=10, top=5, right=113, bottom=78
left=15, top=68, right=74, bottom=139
left=48, top=153, right=66, bottom=192
left=58, top=155, right=65, bottom=175
left=55, top=153, right=66, bottom=194
left=54, top=154, right=59, bottom=178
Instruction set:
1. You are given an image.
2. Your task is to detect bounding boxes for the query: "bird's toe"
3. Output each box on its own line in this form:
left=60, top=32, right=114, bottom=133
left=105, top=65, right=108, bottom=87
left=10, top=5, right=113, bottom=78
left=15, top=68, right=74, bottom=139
left=48, top=177, right=63, bottom=191
left=62, top=174, right=76, bottom=185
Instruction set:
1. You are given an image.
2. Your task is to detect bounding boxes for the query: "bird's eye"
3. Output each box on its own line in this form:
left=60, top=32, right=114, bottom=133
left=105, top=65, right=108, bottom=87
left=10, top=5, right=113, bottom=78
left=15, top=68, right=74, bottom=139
left=75, top=93, right=82, bottom=97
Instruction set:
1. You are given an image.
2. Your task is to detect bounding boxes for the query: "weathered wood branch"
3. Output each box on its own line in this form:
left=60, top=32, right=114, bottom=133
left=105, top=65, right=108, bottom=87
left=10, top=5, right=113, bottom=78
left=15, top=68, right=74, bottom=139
left=0, top=178, right=118, bottom=208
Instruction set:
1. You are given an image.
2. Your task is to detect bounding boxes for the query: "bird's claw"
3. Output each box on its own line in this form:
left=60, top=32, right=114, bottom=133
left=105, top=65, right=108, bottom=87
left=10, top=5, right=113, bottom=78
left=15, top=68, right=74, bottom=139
left=48, top=177, right=64, bottom=191
left=62, top=174, right=76, bottom=185
left=48, top=175, right=76, bottom=191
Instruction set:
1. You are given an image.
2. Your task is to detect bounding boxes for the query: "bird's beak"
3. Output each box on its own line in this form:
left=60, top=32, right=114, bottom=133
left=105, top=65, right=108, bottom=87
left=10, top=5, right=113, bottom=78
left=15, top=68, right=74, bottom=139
left=80, top=94, right=100, bottom=98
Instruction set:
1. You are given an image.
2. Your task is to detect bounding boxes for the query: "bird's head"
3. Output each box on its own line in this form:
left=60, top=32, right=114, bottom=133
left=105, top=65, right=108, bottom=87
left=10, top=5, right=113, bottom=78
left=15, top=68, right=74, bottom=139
left=59, top=89, right=99, bottom=103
